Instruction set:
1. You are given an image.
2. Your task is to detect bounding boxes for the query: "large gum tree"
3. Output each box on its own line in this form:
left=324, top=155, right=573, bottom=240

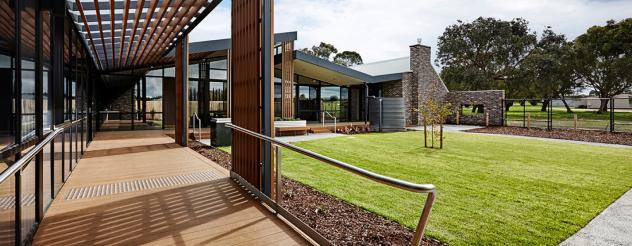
left=573, top=18, right=632, bottom=113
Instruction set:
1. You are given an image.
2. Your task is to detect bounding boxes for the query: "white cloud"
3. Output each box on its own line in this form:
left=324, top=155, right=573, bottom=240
left=190, top=0, right=632, bottom=66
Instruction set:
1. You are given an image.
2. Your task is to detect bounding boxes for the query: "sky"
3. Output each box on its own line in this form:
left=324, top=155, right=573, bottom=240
left=190, top=0, right=632, bottom=67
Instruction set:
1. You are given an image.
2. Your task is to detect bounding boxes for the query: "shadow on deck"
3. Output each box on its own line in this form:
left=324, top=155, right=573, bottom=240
left=32, top=130, right=306, bottom=245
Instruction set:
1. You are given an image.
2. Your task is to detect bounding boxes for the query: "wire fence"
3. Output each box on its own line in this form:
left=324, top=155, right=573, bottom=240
left=503, top=97, right=632, bottom=133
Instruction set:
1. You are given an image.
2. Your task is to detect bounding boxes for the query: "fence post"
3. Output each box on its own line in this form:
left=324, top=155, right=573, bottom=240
left=456, top=111, right=460, bottom=125
left=573, top=114, right=577, bottom=130
left=527, top=113, right=531, bottom=129
left=610, top=97, right=615, bottom=133
left=523, top=100, right=526, bottom=128
left=485, top=112, right=489, bottom=127
left=440, top=124, right=443, bottom=149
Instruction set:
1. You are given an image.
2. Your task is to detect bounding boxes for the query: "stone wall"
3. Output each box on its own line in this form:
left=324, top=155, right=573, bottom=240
left=445, top=90, right=505, bottom=126
left=382, top=80, right=402, bottom=97
left=406, top=44, right=449, bottom=126
left=103, top=85, right=135, bottom=120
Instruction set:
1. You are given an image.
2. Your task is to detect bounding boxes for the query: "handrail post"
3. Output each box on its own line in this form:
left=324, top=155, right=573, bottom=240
left=225, top=122, right=437, bottom=245
left=412, top=192, right=436, bottom=246
left=275, top=145, right=281, bottom=203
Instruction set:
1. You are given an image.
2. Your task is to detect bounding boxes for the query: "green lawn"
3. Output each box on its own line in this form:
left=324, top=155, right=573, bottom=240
left=281, top=131, right=632, bottom=245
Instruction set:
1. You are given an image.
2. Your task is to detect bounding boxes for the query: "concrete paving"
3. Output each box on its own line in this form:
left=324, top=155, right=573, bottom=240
left=560, top=189, right=632, bottom=246
left=276, top=133, right=346, bottom=143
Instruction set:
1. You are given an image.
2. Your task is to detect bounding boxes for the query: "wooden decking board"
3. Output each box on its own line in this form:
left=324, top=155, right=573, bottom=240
left=32, top=130, right=307, bottom=245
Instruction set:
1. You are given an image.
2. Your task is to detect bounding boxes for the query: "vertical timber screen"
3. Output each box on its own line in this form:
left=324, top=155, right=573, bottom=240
left=231, top=0, right=274, bottom=191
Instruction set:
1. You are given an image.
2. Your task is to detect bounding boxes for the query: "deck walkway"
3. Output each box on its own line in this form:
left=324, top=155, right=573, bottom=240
left=32, top=130, right=306, bottom=245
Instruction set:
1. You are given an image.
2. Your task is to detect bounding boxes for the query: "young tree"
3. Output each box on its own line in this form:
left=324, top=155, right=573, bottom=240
left=519, top=28, right=579, bottom=112
left=573, top=19, right=632, bottom=113
left=333, top=51, right=363, bottom=66
left=419, top=85, right=452, bottom=149
left=437, top=17, right=537, bottom=99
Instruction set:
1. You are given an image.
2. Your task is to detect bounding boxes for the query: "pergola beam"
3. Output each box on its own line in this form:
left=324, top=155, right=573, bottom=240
left=69, top=0, right=219, bottom=72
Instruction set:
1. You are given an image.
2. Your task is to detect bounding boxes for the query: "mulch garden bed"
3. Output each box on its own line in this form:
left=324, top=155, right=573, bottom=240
left=189, top=142, right=232, bottom=170
left=466, top=126, right=632, bottom=146
left=189, top=141, right=444, bottom=246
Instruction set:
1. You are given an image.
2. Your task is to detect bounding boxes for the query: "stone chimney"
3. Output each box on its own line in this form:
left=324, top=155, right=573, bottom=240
left=407, top=43, right=449, bottom=125
left=409, top=44, right=432, bottom=72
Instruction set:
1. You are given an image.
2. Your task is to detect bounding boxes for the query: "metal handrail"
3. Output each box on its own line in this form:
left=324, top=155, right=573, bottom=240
left=321, top=111, right=337, bottom=132
left=0, top=118, right=85, bottom=184
left=192, top=113, right=202, bottom=140
left=226, top=123, right=436, bottom=246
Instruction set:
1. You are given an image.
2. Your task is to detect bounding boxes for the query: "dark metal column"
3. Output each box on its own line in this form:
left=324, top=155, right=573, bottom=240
left=34, top=0, right=45, bottom=224
left=175, top=36, right=189, bottom=146
left=262, top=0, right=274, bottom=196
left=142, top=76, right=147, bottom=123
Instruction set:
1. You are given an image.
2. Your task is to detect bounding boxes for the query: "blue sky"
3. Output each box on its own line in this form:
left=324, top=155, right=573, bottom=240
left=190, top=0, right=632, bottom=66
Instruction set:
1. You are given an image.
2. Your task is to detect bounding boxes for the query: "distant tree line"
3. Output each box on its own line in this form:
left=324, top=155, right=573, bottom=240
left=300, top=42, right=364, bottom=67
left=437, top=17, right=632, bottom=113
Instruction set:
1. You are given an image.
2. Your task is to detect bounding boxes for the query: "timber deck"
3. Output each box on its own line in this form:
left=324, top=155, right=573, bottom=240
left=32, top=130, right=306, bottom=245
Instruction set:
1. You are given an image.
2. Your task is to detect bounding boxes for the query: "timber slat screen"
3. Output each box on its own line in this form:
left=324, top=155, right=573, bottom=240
left=281, top=41, right=294, bottom=118
left=68, top=0, right=219, bottom=72
left=231, top=0, right=268, bottom=189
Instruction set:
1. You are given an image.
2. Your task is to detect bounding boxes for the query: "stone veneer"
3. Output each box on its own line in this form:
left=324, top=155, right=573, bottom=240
left=382, top=80, right=402, bottom=97
left=103, top=85, right=135, bottom=120
left=383, top=44, right=504, bottom=127
left=403, top=45, right=449, bottom=126
left=445, top=90, right=505, bottom=126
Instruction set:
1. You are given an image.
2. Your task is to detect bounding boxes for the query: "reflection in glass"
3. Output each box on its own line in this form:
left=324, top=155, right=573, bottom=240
left=145, top=77, right=163, bottom=127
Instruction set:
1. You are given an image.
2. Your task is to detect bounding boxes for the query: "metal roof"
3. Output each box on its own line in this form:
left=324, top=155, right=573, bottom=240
left=67, top=0, right=221, bottom=71
left=352, top=57, right=411, bottom=76
left=165, top=31, right=298, bottom=56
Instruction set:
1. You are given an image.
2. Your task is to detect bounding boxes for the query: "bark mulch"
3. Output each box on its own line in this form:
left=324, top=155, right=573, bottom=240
left=189, top=142, right=232, bottom=170
left=467, top=126, right=632, bottom=146
left=189, top=141, right=444, bottom=246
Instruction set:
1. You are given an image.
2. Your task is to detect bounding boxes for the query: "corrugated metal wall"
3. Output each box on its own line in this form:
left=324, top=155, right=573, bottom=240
left=369, top=97, right=406, bottom=132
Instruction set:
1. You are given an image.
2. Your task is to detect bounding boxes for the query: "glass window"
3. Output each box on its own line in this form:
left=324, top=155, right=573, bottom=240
left=188, top=64, right=199, bottom=79
left=147, top=68, right=163, bottom=76
left=20, top=0, right=37, bottom=139
left=0, top=0, right=16, bottom=152
left=209, top=81, right=226, bottom=116
left=145, top=77, right=163, bottom=127
left=209, top=59, right=227, bottom=69
left=189, top=80, right=198, bottom=117
left=164, top=67, right=175, bottom=77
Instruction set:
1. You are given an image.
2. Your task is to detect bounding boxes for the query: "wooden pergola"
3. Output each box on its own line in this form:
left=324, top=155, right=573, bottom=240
left=67, top=0, right=220, bottom=72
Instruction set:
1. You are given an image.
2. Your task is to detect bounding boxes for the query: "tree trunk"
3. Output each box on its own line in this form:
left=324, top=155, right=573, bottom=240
left=505, top=101, right=513, bottom=112
left=597, top=98, right=609, bottom=114
left=540, top=99, right=550, bottom=112
left=560, top=96, right=573, bottom=113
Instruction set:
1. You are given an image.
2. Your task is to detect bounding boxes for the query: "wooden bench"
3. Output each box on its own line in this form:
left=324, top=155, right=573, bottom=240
left=275, top=126, right=309, bottom=136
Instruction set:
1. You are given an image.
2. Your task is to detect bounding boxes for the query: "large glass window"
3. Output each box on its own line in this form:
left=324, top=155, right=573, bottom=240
left=42, top=7, right=52, bottom=130
left=0, top=4, right=15, bottom=149
left=145, top=77, right=163, bottom=127
left=0, top=0, right=16, bottom=154
left=208, top=59, right=228, bottom=117
left=274, top=71, right=282, bottom=118
left=20, top=0, right=37, bottom=138
left=189, top=80, right=199, bottom=118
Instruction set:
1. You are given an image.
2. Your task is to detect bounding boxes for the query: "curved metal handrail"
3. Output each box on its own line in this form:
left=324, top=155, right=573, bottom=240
left=226, top=123, right=436, bottom=245
left=322, top=111, right=337, bottom=132
left=0, top=118, right=85, bottom=184
left=192, top=113, right=202, bottom=140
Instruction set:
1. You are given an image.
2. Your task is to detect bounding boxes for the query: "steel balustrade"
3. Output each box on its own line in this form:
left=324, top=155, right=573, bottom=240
left=226, top=123, right=436, bottom=246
